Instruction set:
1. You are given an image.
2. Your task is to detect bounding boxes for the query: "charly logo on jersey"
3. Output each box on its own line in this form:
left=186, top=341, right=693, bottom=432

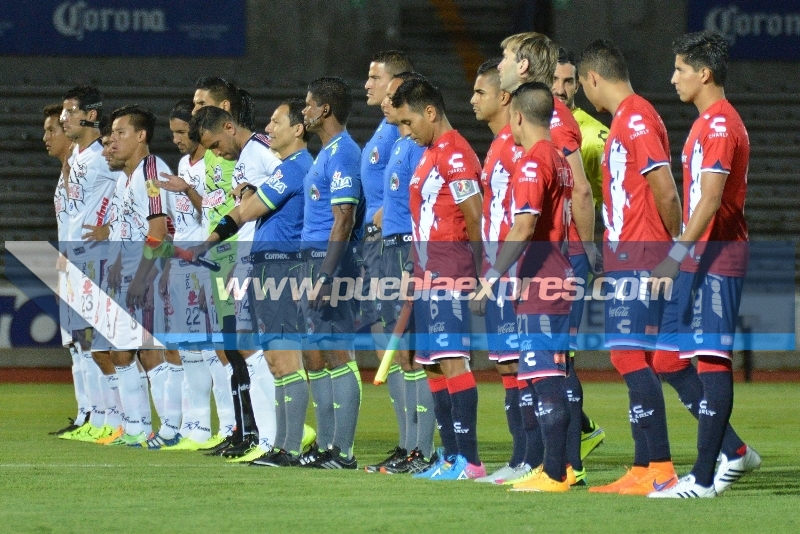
left=369, top=146, right=379, bottom=165
left=390, top=173, right=400, bottom=191
left=550, top=110, right=562, bottom=127
left=53, top=2, right=167, bottom=42
left=447, top=153, right=464, bottom=174
left=628, top=114, right=649, bottom=139
left=330, top=171, right=352, bottom=192
left=309, top=184, right=321, bottom=201
left=518, top=161, right=538, bottom=183
left=266, top=169, right=287, bottom=194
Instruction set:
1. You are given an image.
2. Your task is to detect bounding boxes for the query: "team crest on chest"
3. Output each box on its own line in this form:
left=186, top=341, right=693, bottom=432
left=390, top=173, right=400, bottom=191
left=369, top=146, right=379, bottom=164
left=310, top=184, right=321, bottom=201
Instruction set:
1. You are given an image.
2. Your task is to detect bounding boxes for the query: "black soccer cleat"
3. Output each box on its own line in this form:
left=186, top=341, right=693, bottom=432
left=405, top=447, right=440, bottom=475
left=49, top=417, right=81, bottom=436
left=204, top=434, right=236, bottom=456
left=315, top=445, right=357, bottom=470
left=364, top=446, right=407, bottom=473
left=250, top=449, right=301, bottom=467
left=221, top=434, right=259, bottom=458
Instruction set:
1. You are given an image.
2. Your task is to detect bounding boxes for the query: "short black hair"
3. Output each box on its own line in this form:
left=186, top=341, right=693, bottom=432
left=477, top=57, right=502, bottom=77
left=393, top=71, right=425, bottom=83
left=391, top=77, right=446, bottom=115
left=43, top=103, right=63, bottom=119
left=169, top=99, right=194, bottom=124
left=578, top=39, right=629, bottom=82
left=279, top=98, right=309, bottom=142
left=110, top=105, right=156, bottom=144
left=510, top=82, right=554, bottom=128
left=189, top=106, right=233, bottom=144
left=307, top=77, right=353, bottom=125
left=63, top=85, right=103, bottom=120
left=672, top=30, right=729, bottom=86
left=371, top=50, right=415, bottom=76
left=99, top=118, right=112, bottom=138
left=557, top=47, right=576, bottom=66
left=195, top=76, right=251, bottom=127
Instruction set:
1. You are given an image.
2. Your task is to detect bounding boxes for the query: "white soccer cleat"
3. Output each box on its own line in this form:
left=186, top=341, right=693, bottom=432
left=474, top=463, right=517, bottom=483
left=714, top=446, right=762, bottom=495
left=648, top=474, right=716, bottom=498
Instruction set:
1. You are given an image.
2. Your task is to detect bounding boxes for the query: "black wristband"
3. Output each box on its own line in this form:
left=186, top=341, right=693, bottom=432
left=212, top=214, right=239, bottom=242
left=240, top=184, right=257, bottom=197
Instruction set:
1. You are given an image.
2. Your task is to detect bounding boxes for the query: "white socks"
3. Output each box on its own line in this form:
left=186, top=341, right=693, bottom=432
left=179, top=350, right=212, bottom=443
left=246, top=351, right=276, bottom=451
left=202, top=349, right=235, bottom=436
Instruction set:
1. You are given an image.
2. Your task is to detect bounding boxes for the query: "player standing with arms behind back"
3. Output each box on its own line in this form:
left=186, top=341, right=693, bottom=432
left=649, top=30, right=760, bottom=498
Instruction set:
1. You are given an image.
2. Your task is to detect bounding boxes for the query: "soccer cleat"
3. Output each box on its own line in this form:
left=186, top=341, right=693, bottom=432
left=250, top=449, right=300, bottom=467
left=50, top=417, right=81, bottom=436
left=58, top=422, right=93, bottom=441
left=204, top=435, right=237, bottom=456
left=298, top=442, right=324, bottom=468
left=618, top=463, right=678, bottom=495
left=74, top=424, right=106, bottom=442
left=301, top=425, right=317, bottom=453
left=570, top=466, right=587, bottom=486
left=90, top=425, right=114, bottom=443
left=140, top=432, right=182, bottom=450
left=510, top=470, right=570, bottom=492
left=364, top=447, right=407, bottom=473
left=227, top=446, right=267, bottom=463
left=379, top=454, right=411, bottom=475
left=475, top=463, right=518, bottom=483
left=314, top=445, right=358, bottom=470
left=588, top=467, right=645, bottom=493
left=96, top=425, right=124, bottom=445
left=649, top=474, right=717, bottom=498
left=403, top=448, right=440, bottom=475
left=196, top=432, right=230, bottom=451
left=714, top=446, right=762, bottom=495
left=107, top=431, right=146, bottom=446
left=161, top=436, right=204, bottom=451
left=221, top=435, right=259, bottom=459
left=580, top=424, right=606, bottom=460
left=429, top=454, right=486, bottom=480
left=497, top=463, right=539, bottom=486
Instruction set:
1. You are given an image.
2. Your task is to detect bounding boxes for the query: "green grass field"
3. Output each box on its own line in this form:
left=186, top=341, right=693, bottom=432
left=1, top=380, right=799, bottom=533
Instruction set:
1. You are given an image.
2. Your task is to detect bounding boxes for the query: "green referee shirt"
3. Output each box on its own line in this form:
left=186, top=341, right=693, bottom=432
left=572, top=107, right=609, bottom=209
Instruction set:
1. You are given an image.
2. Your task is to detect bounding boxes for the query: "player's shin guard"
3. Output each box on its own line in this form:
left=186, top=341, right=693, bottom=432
left=180, top=350, right=212, bottom=443
left=308, top=369, right=334, bottom=448
left=202, top=349, right=235, bottom=436
left=413, top=370, right=436, bottom=458
left=447, top=372, right=480, bottom=466
left=428, top=376, right=457, bottom=459
left=115, top=362, right=144, bottom=436
left=532, top=376, right=569, bottom=482
left=655, top=351, right=746, bottom=458
left=613, top=350, right=671, bottom=463
left=693, top=358, right=735, bottom=487
left=564, top=359, right=584, bottom=471
left=161, top=363, right=183, bottom=439
left=403, top=371, right=419, bottom=453
left=330, top=361, right=361, bottom=458
left=101, top=373, right=122, bottom=429
left=502, top=374, right=526, bottom=467
left=70, top=344, right=90, bottom=424
left=387, top=365, right=407, bottom=449
left=83, top=351, right=106, bottom=428
left=282, top=370, right=310, bottom=456
left=247, top=351, right=276, bottom=450
left=519, top=380, right=543, bottom=467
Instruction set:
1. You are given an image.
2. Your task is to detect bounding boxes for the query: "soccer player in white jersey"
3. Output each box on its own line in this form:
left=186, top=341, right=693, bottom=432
left=98, top=105, right=172, bottom=446
left=152, top=99, right=217, bottom=451
left=189, top=105, right=282, bottom=461
left=57, top=86, right=118, bottom=442
left=44, top=103, right=88, bottom=436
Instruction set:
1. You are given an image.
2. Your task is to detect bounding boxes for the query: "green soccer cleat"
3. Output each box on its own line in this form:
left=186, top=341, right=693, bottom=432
left=58, top=422, right=93, bottom=441
left=161, top=437, right=205, bottom=451
left=88, top=425, right=114, bottom=443
left=109, top=431, right=147, bottom=446
left=196, top=432, right=229, bottom=451
left=301, top=425, right=316, bottom=452
left=580, top=423, right=606, bottom=460
left=226, top=445, right=267, bottom=463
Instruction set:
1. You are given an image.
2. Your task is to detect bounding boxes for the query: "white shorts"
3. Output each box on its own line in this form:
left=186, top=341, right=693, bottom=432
left=198, top=268, right=222, bottom=343
left=67, top=250, right=103, bottom=331
left=165, top=259, right=209, bottom=344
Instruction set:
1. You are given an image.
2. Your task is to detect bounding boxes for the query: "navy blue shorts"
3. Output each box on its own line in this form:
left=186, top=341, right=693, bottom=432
left=603, top=270, right=665, bottom=350
left=517, top=313, right=569, bottom=380
left=413, top=288, right=471, bottom=365
left=484, top=279, right=519, bottom=363
left=659, top=271, right=743, bottom=359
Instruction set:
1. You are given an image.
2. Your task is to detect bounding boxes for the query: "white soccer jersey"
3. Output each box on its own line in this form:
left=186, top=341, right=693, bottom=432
left=165, top=154, right=206, bottom=245
left=231, top=134, right=281, bottom=257
left=105, top=171, right=128, bottom=260
left=120, top=155, right=170, bottom=260
left=54, top=172, right=69, bottom=247
left=65, top=140, right=117, bottom=249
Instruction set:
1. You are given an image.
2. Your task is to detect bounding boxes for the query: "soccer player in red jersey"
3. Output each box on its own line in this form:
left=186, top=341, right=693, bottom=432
left=477, top=81, right=575, bottom=492
left=392, top=76, right=487, bottom=480
left=578, top=39, right=682, bottom=495
left=497, top=32, right=598, bottom=485
left=649, top=30, right=760, bottom=498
